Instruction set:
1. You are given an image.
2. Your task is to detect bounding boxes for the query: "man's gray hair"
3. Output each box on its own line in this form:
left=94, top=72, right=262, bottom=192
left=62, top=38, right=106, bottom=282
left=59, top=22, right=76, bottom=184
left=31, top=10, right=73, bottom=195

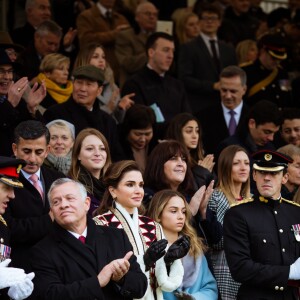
left=220, top=65, right=247, bottom=86
left=48, top=178, right=87, bottom=206
left=25, top=0, right=37, bottom=11
left=36, top=20, right=62, bottom=38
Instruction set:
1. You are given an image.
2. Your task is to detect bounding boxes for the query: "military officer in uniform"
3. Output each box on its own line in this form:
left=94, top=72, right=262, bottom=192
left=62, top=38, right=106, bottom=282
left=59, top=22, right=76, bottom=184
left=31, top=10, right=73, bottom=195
left=0, top=156, right=35, bottom=300
left=224, top=149, right=300, bottom=299
left=242, top=33, right=293, bottom=109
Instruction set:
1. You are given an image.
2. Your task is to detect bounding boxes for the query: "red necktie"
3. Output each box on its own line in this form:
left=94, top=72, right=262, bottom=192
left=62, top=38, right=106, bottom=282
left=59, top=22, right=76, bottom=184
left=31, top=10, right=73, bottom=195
left=29, top=174, right=44, bottom=199
left=78, top=236, right=86, bottom=244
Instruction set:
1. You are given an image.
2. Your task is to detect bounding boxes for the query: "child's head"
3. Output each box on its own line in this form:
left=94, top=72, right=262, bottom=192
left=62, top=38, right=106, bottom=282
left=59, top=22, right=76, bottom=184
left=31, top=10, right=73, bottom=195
left=148, top=189, right=206, bottom=258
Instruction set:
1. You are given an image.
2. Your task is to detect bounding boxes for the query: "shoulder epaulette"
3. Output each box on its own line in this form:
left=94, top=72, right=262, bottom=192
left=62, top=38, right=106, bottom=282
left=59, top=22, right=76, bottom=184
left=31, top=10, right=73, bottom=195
left=0, top=215, right=7, bottom=226
left=281, top=198, right=300, bottom=207
left=231, top=197, right=254, bottom=207
left=239, top=61, right=253, bottom=68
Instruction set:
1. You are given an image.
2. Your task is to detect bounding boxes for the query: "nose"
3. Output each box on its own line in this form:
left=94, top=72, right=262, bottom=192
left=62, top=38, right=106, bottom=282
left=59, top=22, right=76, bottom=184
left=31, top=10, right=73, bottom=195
left=60, top=198, right=69, bottom=208
left=28, top=152, right=37, bottom=162
left=177, top=211, right=184, bottom=219
left=267, top=133, right=275, bottom=141
left=291, top=130, right=297, bottom=137
left=8, top=188, right=15, bottom=199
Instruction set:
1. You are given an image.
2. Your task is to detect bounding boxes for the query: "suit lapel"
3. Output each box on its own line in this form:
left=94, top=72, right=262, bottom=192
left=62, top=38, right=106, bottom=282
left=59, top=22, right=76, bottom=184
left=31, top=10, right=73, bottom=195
left=86, top=218, right=109, bottom=273
left=54, top=222, right=99, bottom=277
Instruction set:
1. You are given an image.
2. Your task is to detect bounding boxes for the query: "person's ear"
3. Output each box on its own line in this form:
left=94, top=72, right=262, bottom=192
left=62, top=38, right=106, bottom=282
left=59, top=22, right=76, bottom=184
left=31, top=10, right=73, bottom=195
left=108, top=186, right=116, bottom=199
left=282, top=172, right=289, bottom=185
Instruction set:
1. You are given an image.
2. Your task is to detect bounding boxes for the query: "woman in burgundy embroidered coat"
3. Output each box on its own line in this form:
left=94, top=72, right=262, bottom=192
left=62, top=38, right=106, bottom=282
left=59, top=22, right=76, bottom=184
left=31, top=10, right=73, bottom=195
left=93, top=160, right=184, bottom=300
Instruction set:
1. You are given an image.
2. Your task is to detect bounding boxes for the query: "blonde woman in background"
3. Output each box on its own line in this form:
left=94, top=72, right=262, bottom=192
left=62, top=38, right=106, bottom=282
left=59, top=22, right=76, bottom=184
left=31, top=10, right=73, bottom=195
left=277, top=144, right=300, bottom=200
left=74, top=43, right=135, bottom=123
left=36, top=53, right=73, bottom=110
left=236, top=39, right=258, bottom=66
left=208, top=145, right=251, bottom=300
left=174, top=10, right=200, bottom=45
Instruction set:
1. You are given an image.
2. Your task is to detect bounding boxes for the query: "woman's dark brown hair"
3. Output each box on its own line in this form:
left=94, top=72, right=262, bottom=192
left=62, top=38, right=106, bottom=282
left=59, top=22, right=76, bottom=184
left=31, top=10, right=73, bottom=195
left=95, top=160, right=142, bottom=215
left=144, top=140, right=195, bottom=195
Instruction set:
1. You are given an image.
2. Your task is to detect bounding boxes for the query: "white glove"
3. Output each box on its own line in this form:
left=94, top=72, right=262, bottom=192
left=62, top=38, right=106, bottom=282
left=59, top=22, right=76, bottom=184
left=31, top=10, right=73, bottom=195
left=8, top=273, right=35, bottom=300
left=289, top=257, right=300, bottom=280
left=0, top=259, right=27, bottom=289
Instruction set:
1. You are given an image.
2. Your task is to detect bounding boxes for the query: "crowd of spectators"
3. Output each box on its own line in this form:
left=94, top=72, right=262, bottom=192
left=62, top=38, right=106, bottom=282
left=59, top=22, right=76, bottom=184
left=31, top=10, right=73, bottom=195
left=1, top=0, right=300, bottom=299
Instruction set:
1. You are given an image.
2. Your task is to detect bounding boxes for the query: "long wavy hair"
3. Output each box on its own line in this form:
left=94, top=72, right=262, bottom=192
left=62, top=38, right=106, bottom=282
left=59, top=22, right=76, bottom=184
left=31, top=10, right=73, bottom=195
left=165, top=113, right=205, bottom=167
left=68, top=128, right=112, bottom=194
left=73, top=43, right=114, bottom=87
left=217, top=145, right=250, bottom=204
left=147, top=189, right=206, bottom=259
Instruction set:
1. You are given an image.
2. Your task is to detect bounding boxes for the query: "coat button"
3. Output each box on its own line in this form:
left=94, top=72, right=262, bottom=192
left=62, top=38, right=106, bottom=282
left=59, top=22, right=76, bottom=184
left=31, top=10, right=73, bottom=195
left=279, top=229, right=283, bottom=233
left=274, top=211, right=278, bottom=214
left=263, top=239, right=266, bottom=243
left=282, top=248, right=285, bottom=252
left=275, top=286, right=279, bottom=290
left=0, top=238, right=3, bottom=243
left=280, top=287, right=284, bottom=291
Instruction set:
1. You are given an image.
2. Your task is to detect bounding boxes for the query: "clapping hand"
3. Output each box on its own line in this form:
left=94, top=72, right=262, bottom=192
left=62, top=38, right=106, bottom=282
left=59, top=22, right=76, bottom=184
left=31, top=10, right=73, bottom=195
left=98, top=251, right=133, bottom=287
left=198, top=154, right=215, bottom=173
left=144, top=239, right=168, bottom=271
left=164, top=235, right=190, bottom=266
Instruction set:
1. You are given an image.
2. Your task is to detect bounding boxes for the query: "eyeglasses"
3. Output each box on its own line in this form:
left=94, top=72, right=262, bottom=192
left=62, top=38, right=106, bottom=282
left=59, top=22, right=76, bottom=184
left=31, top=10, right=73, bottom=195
left=200, top=16, right=219, bottom=22
left=0, top=68, right=13, bottom=76
left=141, top=11, right=158, bottom=18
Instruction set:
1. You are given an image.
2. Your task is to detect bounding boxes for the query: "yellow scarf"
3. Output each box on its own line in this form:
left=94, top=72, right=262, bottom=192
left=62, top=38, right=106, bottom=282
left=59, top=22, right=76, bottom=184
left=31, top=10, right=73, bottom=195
left=37, top=73, right=73, bottom=104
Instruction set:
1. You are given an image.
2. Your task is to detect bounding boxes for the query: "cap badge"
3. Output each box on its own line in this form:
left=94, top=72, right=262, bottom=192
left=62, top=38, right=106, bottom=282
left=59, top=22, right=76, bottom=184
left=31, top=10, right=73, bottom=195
left=17, top=164, right=22, bottom=174
left=264, top=154, right=272, bottom=161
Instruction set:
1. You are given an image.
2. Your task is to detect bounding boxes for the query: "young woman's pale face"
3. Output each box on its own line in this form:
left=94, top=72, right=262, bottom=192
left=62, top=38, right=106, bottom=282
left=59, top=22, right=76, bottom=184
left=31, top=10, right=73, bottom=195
left=231, top=151, right=250, bottom=184
left=182, top=120, right=199, bottom=150
left=185, top=15, right=200, bottom=39
left=78, top=135, right=107, bottom=177
left=109, top=170, right=144, bottom=214
left=161, top=196, right=186, bottom=237
left=89, top=47, right=106, bottom=70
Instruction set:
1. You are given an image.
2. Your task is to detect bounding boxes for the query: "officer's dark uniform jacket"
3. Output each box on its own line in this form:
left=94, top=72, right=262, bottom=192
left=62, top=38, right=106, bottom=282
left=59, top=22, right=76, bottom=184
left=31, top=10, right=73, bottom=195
left=242, top=59, right=293, bottom=109
left=224, top=194, right=300, bottom=300
left=0, top=216, right=11, bottom=300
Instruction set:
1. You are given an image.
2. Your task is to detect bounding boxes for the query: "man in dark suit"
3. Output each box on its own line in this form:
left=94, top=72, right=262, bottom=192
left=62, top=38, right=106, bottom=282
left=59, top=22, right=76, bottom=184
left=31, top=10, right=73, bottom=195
left=31, top=178, right=147, bottom=299
left=122, top=32, right=190, bottom=123
left=3, top=120, right=65, bottom=272
left=10, top=0, right=51, bottom=48
left=224, top=150, right=300, bottom=299
left=196, top=66, right=249, bottom=155
left=44, top=65, right=124, bottom=161
left=17, top=20, right=62, bottom=80
left=178, top=3, right=237, bottom=112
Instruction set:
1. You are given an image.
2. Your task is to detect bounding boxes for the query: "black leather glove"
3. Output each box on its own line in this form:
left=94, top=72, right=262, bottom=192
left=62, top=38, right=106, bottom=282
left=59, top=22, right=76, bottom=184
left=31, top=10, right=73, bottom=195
left=144, top=239, right=168, bottom=271
left=164, top=235, right=191, bottom=266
